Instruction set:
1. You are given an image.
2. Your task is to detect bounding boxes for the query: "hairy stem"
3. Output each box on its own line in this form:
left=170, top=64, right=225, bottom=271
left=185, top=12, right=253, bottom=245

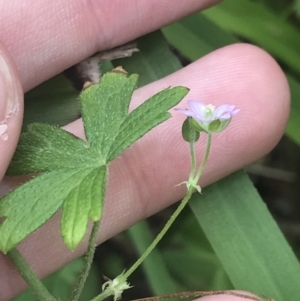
left=69, top=220, right=101, bottom=301
left=7, top=248, right=56, bottom=301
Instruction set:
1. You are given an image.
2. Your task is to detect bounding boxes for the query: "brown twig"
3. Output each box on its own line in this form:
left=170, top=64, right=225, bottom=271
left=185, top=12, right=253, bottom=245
left=64, top=41, right=139, bottom=90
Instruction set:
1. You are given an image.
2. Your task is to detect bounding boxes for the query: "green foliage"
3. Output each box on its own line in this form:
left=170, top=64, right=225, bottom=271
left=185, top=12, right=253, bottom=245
left=124, top=29, right=300, bottom=301
left=12, top=258, right=101, bottom=301
left=0, top=70, right=188, bottom=253
left=23, top=74, right=79, bottom=129
left=202, top=0, right=300, bottom=74
left=61, top=166, right=107, bottom=250
left=0, top=168, right=96, bottom=252
left=190, top=170, right=300, bottom=301
left=16, top=3, right=300, bottom=300
left=127, top=221, right=184, bottom=297
left=203, top=0, right=300, bottom=146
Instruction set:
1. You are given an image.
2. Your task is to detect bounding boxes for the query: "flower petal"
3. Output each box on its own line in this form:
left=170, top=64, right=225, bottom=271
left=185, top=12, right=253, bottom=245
left=213, top=104, right=231, bottom=119
left=214, top=104, right=240, bottom=120
left=187, top=100, right=206, bottom=120
left=175, top=108, right=195, bottom=117
left=176, top=100, right=240, bottom=133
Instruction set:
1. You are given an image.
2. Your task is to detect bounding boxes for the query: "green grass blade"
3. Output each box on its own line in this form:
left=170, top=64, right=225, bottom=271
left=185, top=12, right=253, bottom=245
left=112, top=31, right=182, bottom=86
left=189, top=170, right=300, bottom=301
left=203, top=0, right=300, bottom=75
left=23, top=74, right=80, bottom=128
left=127, top=221, right=183, bottom=296
left=285, top=76, right=300, bottom=145
left=162, top=14, right=238, bottom=61
left=161, top=209, right=232, bottom=291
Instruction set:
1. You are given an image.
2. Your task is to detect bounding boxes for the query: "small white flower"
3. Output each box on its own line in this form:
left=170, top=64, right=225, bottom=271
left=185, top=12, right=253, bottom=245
left=177, top=100, right=240, bottom=133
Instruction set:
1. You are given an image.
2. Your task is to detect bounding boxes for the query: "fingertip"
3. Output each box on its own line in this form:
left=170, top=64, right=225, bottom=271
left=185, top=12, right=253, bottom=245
left=215, top=43, right=290, bottom=169
left=184, top=43, right=290, bottom=186
left=224, top=43, right=290, bottom=154
left=193, top=290, right=264, bottom=301
left=0, top=42, right=23, bottom=180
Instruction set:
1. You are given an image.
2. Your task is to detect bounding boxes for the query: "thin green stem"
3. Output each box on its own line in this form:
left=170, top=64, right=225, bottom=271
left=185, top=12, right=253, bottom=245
left=123, top=188, right=194, bottom=279
left=195, top=133, right=212, bottom=182
left=7, top=248, right=56, bottom=301
left=124, top=133, right=211, bottom=278
left=123, top=134, right=212, bottom=280
left=188, top=141, right=196, bottom=181
left=90, top=133, right=213, bottom=301
left=90, top=191, right=195, bottom=301
left=69, top=220, right=101, bottom=301
left=90, top=286, right=112, bottom=301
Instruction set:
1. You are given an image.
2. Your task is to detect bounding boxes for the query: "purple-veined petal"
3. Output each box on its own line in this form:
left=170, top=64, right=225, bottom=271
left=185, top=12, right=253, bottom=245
left=213, top=104, right=237, bottom=120
left=232, top=108, right=241, bottom=115
left=176, top=100, right=240, bottom=133
left=175, top=108, right=195, bottom=117
left=213, top=105, right=231, bottom=118
left=187, top=100, right=207, bottom=120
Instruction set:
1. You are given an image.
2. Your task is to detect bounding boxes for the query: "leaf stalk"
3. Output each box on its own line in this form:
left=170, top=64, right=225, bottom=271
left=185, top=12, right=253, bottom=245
left=69, top=220, right=101, bottom=301
left=7, top=248, right=56, bottom=301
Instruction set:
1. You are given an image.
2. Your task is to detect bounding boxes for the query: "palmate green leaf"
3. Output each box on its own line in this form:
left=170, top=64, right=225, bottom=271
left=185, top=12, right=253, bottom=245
left=7, top=123, right=90, bottom=175
left=0, top=168, right=93, bottom=253
left=108, top=86, right=188, bottom=161
left=61, top=166, right=107, bottom=250
left=80, top=72, right=138, bottom=161
left=0, top=70, right=188, bottom=252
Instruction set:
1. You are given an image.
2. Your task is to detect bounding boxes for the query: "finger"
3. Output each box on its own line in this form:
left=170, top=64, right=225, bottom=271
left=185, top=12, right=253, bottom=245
left=0, top=42, right=23, bottom=181
left=66, top=43, right=289, bottom=237
left=1, top=0, right=222, bottom=91
left=0, top=44, right=289, bottom=299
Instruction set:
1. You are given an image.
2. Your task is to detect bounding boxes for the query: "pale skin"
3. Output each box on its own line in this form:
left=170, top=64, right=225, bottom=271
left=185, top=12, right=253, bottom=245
left=0, top=0, right=290, bottom=300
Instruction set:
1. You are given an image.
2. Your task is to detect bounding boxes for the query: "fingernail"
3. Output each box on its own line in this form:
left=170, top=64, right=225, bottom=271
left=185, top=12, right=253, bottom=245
left=0, top=49, right=22, bottom=141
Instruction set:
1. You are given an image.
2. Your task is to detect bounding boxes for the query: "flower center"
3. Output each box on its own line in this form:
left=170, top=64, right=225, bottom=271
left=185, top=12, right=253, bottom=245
left=201, top=104, right=215, bottom=119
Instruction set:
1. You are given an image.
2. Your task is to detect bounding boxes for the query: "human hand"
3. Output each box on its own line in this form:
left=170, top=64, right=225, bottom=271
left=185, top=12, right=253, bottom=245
left=0, top=0, right=289, bottom=300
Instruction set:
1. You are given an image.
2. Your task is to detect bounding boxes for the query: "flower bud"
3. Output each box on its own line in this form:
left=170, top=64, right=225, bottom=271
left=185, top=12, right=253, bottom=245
left=182, top=117, right=200, bottom=142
